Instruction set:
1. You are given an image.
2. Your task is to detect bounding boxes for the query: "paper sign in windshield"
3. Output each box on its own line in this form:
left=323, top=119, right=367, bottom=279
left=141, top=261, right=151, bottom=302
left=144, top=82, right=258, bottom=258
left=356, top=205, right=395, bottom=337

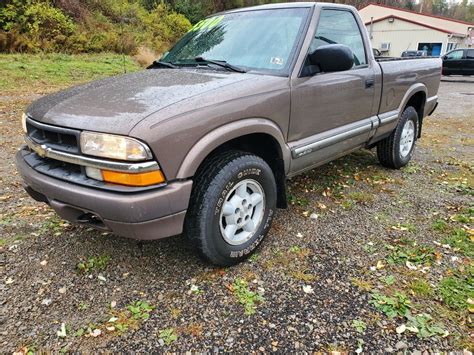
left=189, top=16, right=224, bottom=32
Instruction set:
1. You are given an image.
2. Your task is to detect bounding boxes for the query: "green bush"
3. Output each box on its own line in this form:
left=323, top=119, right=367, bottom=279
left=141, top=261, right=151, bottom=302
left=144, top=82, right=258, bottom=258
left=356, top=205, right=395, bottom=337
left=0, top=0, right=191, bottom=54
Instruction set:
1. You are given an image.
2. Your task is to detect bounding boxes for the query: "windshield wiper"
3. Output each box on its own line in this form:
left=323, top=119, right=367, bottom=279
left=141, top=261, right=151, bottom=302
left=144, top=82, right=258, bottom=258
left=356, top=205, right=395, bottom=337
left=147, top=60, right=179, bottom=69
left=195, top=57, right=247, bottom=73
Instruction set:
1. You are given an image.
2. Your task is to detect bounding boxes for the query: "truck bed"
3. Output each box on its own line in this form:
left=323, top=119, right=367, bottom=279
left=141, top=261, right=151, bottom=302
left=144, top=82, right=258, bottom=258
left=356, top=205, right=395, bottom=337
left=376, top=57, right=442, bottom=117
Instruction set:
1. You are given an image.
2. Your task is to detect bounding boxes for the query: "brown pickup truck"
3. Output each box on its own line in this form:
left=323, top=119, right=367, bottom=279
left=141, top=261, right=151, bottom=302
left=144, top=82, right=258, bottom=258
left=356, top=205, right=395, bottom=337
left=16, top=3, right=441, bottom=266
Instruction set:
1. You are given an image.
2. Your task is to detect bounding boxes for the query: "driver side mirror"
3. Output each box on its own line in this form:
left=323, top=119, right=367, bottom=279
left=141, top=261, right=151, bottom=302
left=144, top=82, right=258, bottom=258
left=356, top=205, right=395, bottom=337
left=308, top=44, right=355, bottom=73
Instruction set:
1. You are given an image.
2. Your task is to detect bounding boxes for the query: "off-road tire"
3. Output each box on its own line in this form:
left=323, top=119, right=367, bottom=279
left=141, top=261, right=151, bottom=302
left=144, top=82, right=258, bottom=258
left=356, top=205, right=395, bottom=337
left=185, top=151, right=277, bottom=266
left=377, top=106, right=418, bottom=169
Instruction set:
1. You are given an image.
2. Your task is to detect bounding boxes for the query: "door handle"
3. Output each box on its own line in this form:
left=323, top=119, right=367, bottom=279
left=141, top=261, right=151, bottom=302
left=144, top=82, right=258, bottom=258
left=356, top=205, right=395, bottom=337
left=365, top=79, right=375, bottom=89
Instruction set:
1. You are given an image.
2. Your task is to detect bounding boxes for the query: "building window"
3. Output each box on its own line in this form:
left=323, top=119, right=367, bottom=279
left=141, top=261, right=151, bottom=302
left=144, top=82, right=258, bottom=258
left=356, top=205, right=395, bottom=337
left=447, top=43, right=457, bottom=52
left=418, top=42, right=443, bottom=56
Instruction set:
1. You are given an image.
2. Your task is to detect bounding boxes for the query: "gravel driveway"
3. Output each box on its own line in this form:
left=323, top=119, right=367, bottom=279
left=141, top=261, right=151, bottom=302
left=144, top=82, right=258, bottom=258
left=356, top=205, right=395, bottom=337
left=1, top=80, right=473, bottom=353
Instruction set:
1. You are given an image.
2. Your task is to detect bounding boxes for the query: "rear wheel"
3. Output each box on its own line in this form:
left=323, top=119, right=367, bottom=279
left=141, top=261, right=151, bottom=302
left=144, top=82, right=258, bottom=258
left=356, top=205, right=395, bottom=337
left=377, top=106, right=418, bottom=169
left=185, top=151, right=276, bottom=266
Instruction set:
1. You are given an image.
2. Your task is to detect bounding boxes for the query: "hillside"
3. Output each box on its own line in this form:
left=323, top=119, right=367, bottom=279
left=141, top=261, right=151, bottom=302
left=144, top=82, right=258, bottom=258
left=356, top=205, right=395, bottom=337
left=1, top=0, right=472, bottom=55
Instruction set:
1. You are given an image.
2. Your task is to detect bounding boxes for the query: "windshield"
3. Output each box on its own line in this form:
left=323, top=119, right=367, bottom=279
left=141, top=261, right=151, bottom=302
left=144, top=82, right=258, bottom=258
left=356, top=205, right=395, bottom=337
left=162, top=8, right=310, bottom=75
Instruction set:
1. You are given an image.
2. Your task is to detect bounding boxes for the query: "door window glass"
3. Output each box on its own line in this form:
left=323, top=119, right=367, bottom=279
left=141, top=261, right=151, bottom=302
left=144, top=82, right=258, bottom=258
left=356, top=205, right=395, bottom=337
left=310, top=9, right=367, bottom=66
left=446, top=50, right=463, bottom=60
left=467, top=50, right=474, bottom=59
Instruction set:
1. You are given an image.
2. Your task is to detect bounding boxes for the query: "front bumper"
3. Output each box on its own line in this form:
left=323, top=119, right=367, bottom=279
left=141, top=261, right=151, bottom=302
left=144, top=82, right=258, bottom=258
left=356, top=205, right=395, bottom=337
left=15, top=149, right=193, bottom=240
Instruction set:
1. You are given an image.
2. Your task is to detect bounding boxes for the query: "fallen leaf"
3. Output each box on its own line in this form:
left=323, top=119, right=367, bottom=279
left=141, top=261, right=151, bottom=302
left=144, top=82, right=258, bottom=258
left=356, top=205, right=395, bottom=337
left=396, top=324, right=406, bottom=334
left=302, top=285, right=314, bottom=294
left=91, top=329, right=102, bottom=337
left=57, top=323, right=67, bottom=338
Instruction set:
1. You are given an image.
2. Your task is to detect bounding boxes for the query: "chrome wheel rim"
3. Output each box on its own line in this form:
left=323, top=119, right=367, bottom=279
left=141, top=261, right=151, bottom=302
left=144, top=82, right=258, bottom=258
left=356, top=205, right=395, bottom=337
left=219, top=179, right=265, bottom=246
left=400, top=120, right=415, bottom=158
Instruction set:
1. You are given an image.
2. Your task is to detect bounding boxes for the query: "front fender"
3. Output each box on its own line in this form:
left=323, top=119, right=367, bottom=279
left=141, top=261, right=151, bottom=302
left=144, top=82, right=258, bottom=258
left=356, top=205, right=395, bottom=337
left=176, top=118, right=291, bottom=179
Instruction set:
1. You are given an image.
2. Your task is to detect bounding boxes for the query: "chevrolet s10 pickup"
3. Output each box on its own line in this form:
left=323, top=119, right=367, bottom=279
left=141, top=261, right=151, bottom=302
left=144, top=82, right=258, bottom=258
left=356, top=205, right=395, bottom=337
left=16, top=2, right=441, bottom=265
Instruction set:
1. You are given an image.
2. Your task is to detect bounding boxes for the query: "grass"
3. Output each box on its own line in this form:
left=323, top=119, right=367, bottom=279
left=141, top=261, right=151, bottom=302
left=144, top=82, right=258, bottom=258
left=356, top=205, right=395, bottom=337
left=438, top=266, right=473, bottom=312
left=443, top=228, right=473, bottom=257
left=386, top=238, right=435, bottom=266
left=0, top=53, right=140, bottom=94
left=409, top=279, right=434, bottom=298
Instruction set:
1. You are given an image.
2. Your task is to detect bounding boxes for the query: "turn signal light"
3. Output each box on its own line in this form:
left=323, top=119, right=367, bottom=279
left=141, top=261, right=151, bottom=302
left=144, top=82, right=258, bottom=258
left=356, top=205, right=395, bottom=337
left=101, top=170, right=165, bottom=187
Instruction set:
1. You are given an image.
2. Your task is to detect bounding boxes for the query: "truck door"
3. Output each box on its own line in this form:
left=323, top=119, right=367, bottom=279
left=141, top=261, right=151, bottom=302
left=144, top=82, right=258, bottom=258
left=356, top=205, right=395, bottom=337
left=289, top=8, right=378, bottom=174
left=465, top=49, right=474, bottom=75
left=443, top=49, right=464, bottom=75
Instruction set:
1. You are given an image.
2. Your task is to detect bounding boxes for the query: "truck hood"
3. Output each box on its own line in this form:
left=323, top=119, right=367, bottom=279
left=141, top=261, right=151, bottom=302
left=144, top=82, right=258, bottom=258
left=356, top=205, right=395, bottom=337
left=27, top=69, right=260, bottom=135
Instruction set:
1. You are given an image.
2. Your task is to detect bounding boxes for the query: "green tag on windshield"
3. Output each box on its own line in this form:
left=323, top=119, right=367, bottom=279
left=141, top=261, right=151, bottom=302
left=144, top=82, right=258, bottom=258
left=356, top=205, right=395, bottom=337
left=189, top=16, right=224, bottom=32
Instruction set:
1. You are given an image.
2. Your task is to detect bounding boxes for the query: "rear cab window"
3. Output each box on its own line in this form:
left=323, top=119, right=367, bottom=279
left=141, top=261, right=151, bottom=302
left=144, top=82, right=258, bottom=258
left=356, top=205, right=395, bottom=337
left=309, top=9, right=367, bottom=67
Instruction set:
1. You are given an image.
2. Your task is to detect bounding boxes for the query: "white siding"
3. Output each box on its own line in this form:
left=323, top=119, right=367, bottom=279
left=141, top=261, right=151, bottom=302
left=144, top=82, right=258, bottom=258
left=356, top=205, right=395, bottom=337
left=367, top=17, right=450, bottom=56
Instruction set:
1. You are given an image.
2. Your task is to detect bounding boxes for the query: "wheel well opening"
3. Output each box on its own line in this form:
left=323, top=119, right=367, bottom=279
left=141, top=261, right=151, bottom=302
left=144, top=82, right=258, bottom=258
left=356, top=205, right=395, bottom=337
left=405, top=91, right=426, bottom=138
left=196, top=133, right=287, bottom=209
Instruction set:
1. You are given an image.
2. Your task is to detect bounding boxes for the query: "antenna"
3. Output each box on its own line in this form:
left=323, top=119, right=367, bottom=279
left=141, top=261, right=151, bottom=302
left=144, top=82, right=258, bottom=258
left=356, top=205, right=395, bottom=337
left=120, top=2, right=126, bottom=74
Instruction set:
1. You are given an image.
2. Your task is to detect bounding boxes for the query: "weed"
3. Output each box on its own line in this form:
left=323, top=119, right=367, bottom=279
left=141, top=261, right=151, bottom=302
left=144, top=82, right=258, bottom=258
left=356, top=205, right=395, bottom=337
left=403, top=313, right=448, bottom=338
left=391, top=222, right=417, bottom=233
left=231, top=278, right=264, bottom=315
left=127, top=301, right=153, bottom=320
left=77, top=302, right=89, bottom=311
left=351, top=277, right=373, bottom=292
left=432, top=219, right=449, bottom=231
left=381, top=275, right=395, bottom=285
left=76, top=255, right=111, bottom=273
left=363, top=242, right=377, bottom=254
left=249, top=253, right=260, bottom=262
left=409, top=279, right=434, bottom=297
left=287, top=194, right=309, bottom=207
left=159, top=328, right=178, bottom=345
left=289, top=245, right=302, bottom=253
left=370, top=292, right=411, bottom=318
left=386, top=238, right=435, bottom=265
left=351, top=319, right=367, bottom=333
left=438, top=267, right=473, bottom=312
left=347, top=191, right=374, bottom=204
left=290, top=270, right=316, bottom=282
left=403, top=164, right=421, bottom=174
left=443, top=228, right=473, bottom=257
left=451, top=213, right=470, bottom=224
left=39, top=216, right=64, bottom=235
left=341, top=200, right=355, bottom=210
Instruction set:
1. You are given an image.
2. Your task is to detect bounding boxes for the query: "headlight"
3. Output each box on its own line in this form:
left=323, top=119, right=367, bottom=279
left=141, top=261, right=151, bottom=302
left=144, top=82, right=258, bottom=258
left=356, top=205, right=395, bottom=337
left=80, top=132, right=152, bottom=161
left=21, top=113, right=27, bottom=133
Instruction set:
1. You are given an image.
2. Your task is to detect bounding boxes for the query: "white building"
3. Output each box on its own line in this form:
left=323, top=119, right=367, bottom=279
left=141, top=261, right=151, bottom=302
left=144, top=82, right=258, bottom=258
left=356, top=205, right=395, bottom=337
left=359, top=3, right=474, bottom=56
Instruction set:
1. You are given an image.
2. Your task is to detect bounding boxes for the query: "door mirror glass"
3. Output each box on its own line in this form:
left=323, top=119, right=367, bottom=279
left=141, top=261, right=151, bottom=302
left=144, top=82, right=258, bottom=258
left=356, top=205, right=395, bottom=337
left=308, top=44, right=354, bottom=73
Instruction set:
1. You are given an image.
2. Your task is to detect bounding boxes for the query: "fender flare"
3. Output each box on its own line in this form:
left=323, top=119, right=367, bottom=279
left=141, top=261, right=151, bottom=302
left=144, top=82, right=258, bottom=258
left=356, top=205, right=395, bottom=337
left=398, top=83, right=427, bottom=115
left=176, top=118, right=291, bottom=179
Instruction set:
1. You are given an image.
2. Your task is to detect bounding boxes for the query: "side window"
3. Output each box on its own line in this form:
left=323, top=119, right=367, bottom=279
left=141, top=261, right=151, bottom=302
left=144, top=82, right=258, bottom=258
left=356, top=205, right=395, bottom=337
left=446, top=50, right=464, bottom=60
left=310, top=9, right=367, bottom=66
left=467, top=49, right=474, bottom=59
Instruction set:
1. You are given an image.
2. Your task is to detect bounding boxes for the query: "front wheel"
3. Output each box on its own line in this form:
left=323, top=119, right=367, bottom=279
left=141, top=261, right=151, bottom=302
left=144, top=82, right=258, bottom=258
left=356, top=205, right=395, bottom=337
left=185, top=151, right=277, bottom=266
left=377, top=106, right=418, bottom=169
